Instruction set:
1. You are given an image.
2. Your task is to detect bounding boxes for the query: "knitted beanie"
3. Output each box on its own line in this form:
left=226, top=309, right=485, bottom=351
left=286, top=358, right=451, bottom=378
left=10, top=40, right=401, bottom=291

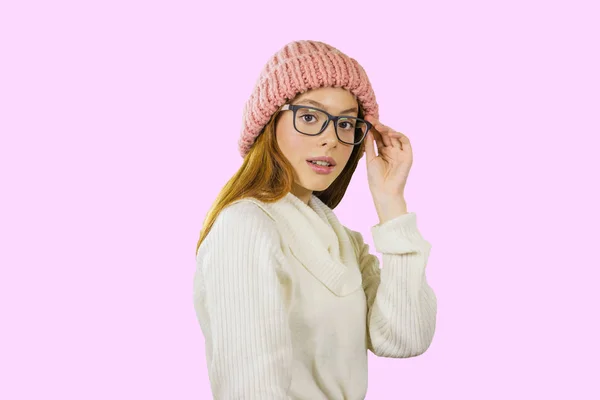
left=238, top=40, right=380, bottom=158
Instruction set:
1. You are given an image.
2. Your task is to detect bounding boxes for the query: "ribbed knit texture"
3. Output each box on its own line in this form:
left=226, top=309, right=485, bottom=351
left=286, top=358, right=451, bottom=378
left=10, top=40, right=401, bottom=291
left=238, top=40, right=380, bottom=158
left=193, top=193, right=437, bottom=399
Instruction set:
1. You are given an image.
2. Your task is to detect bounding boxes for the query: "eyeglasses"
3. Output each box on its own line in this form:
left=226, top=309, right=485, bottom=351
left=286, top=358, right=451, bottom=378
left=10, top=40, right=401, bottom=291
left=279, top=103, right=372, bottom=146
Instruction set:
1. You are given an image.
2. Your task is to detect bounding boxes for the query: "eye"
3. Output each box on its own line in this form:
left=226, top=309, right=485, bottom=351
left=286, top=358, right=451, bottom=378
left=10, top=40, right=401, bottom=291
left=298, top=113, right=318, bottom=123
left=339, top=120, right=355, bottom=130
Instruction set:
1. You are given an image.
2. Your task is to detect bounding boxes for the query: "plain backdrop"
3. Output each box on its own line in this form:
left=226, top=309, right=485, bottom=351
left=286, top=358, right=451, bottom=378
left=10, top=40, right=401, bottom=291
left=1, top=0, right=599, bottom=399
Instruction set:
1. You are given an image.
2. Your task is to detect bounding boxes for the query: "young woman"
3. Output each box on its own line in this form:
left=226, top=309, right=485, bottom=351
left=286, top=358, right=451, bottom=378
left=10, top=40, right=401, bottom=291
left=193, top=40, right=437, bottom=399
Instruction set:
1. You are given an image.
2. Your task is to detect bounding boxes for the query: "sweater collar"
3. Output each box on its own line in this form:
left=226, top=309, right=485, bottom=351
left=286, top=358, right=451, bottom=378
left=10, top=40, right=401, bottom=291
left=243, top=192, right=362, bottom=297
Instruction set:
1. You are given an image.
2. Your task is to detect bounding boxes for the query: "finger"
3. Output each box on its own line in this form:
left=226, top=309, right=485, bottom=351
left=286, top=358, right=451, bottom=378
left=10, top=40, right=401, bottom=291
left=377, top=122, right=400, bottom=148
left=375, top=125, right=393, bottom=148
left=371, top=127, right=385, bottom=155
left=390, top=130, right=405, bottom=149
left=364, top=116, right=387, bottom=147
left=368, top=117, right=393, bottom=148
left=386, top=130, right=401, bottom=148
left=397, top=133, right=411, bottom=151
left=364, top=130, right=376, bottom=162
left=379, top=121, right=407, bottom=150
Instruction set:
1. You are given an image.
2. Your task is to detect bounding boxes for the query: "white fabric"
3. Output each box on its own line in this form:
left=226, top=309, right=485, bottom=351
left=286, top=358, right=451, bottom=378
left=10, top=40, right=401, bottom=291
left=193, top=192, right=437, bottom=399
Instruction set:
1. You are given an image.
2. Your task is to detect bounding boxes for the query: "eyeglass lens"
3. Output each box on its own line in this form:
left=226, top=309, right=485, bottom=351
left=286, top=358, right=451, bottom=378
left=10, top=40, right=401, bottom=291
left=294, top=107, right=367, bottom=144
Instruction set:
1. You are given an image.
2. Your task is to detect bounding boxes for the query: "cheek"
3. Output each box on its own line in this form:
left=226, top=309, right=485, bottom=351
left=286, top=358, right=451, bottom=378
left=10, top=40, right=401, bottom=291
left=277, top=131, right=308, bottom=161
left=339, top=147, right=354, bottom=168
left=276, top=126, right=354, bottom=171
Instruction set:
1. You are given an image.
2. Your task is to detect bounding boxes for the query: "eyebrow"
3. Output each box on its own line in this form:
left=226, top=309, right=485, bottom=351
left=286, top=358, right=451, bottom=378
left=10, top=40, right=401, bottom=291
left=293, top=98, right=358, bottom=114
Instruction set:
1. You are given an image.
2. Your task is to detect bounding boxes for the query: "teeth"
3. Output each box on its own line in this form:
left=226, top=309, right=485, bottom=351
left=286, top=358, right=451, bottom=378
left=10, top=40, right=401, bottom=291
left=310, top=160, right=331, bottom=166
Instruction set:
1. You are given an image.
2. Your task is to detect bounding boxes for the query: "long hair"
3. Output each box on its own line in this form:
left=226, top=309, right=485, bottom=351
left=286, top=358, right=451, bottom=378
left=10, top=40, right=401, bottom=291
left=195, top=100, right=367, bottom=256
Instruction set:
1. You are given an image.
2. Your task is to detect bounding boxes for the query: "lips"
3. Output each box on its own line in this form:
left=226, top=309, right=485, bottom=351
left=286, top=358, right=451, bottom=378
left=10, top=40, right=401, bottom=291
left=307, top=160, right=333, bottom=167
left=306, top=156, right=336, bottom=166
left=306, top=160, right=335, bottom=175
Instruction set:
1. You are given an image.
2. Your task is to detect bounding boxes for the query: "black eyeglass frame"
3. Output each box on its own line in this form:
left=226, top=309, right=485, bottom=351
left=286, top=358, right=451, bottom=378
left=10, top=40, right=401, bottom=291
left=279, top=103, right=373, bottom=146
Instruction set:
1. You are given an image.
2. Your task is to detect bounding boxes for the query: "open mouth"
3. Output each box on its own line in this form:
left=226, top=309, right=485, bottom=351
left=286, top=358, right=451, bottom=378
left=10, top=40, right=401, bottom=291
left=306, top=160, right=335, bottom=174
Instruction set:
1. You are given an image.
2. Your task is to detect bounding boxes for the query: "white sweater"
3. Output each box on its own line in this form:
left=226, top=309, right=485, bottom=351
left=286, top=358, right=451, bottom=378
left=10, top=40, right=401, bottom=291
left=193, top=192, right=437, bottom=399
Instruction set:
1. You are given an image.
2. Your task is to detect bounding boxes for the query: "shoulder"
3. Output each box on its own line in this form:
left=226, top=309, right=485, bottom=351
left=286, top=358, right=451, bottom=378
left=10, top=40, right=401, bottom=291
left=198, top=199, right=286, bottom=271
left=208, top=199, right=281, bottom=246
left=217, top=199, right=275, bottom=225
left=217, top=199, right=271, bottom=222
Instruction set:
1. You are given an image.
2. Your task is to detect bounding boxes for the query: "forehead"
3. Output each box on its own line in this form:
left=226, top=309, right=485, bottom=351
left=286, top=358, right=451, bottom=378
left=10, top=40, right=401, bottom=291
left=292, top=88, right=359, bottom=113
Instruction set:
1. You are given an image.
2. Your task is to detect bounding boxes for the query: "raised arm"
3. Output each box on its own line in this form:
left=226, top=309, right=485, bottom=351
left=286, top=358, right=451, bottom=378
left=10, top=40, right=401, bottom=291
left=345, top=212, right=437, bottom=358
left=193, top=201, right=293, bottom=398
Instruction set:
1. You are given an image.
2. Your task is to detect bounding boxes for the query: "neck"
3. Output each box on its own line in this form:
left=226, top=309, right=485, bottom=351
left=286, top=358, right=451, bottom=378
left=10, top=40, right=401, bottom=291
left=290, top=182, right=312, bottom=205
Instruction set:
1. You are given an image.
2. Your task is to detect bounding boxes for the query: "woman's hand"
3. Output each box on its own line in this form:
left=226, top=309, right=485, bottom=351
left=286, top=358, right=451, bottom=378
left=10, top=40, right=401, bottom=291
left=363, top=114, right=413, bottom=200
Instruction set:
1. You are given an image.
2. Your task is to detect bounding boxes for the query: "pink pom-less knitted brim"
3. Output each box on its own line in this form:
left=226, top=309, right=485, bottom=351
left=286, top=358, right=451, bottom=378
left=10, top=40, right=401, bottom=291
left=238, top=40, right=380, bottom=158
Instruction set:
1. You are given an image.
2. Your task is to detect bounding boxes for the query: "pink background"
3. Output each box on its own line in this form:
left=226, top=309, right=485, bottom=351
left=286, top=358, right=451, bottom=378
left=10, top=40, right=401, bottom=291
left=2, top=0, right=599, bottom=399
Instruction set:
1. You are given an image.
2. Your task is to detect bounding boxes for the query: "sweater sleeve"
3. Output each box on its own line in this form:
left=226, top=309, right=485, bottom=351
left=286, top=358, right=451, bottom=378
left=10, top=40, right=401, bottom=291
left=193, top=201, right=293, bottom=399
left=345, top=212, right=437, bottom=358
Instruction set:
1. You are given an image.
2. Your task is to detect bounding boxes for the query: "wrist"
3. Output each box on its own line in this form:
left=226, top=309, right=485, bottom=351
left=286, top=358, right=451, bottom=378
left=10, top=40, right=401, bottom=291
left=374, top=195, right=408, bottom=224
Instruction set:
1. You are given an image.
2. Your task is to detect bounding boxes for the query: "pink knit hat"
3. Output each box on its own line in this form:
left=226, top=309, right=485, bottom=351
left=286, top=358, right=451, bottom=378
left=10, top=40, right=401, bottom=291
left=238, top=40, right=380, bottom=158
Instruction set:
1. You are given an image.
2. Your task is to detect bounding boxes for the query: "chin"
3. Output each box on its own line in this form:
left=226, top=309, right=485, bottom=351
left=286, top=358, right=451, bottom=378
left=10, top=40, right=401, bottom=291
left=301, top=178, right=335, bottom=192
left=309, top=184, right=330, bottom=192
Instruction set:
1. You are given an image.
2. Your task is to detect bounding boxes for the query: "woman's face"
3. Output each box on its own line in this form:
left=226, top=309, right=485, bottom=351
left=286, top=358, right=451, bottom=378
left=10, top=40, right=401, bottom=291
left=275, top=87, right=359, bottom=202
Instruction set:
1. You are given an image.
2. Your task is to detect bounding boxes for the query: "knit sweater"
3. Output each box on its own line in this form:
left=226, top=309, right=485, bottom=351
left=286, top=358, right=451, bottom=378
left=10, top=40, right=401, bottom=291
left=193, top=192, right=437, bottom=399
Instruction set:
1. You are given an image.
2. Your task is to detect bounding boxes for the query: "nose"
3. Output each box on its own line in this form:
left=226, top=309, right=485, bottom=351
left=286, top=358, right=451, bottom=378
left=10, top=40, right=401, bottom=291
left=319, top=119, right=338, bottom=147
